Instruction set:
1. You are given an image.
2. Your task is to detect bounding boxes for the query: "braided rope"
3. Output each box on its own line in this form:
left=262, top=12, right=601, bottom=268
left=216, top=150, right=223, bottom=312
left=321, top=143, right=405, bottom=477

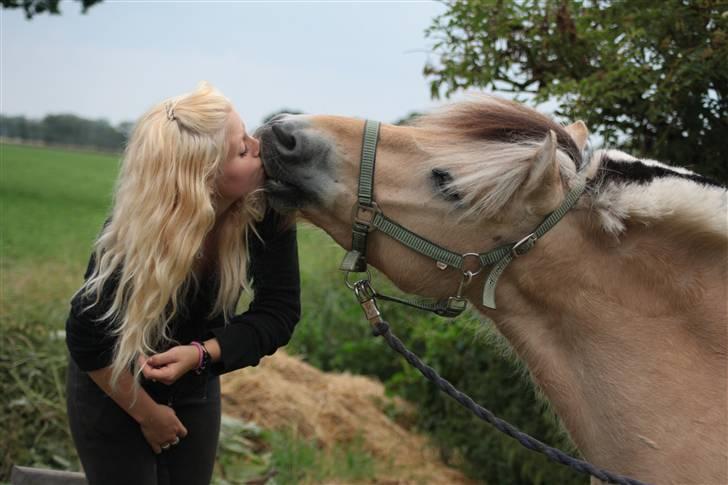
left=371, top=321, right=650, bottom=485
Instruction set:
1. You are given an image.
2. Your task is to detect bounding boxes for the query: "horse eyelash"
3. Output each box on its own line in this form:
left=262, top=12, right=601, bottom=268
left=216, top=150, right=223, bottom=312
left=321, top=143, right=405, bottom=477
left=431, top=168, right=462, bottom=203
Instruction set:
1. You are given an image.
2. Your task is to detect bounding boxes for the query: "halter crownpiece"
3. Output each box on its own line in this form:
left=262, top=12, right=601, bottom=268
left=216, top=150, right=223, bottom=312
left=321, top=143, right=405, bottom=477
left=340, top=119, right=588, bottom=311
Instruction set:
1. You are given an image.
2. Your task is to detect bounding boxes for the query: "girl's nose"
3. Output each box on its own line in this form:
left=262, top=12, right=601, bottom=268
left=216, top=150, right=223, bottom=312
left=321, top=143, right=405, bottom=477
left=250, top=136, right=261, bottom=157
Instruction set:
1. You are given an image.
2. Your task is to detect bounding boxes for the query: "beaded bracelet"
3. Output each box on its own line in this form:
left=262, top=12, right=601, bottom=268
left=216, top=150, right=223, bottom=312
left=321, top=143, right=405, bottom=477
left=190, top=341, right=211, bottom=375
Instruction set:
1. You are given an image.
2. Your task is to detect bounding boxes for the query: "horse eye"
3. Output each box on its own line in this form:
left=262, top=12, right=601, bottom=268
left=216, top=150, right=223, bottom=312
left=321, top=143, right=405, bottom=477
left=431, top=168, right=462, bottom=203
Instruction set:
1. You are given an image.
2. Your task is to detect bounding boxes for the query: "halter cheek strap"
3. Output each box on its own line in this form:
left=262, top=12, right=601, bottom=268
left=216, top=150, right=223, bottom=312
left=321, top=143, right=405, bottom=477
left=340, top=120, right=381, bottom=273
left=340, top=120, right=588, bottom=311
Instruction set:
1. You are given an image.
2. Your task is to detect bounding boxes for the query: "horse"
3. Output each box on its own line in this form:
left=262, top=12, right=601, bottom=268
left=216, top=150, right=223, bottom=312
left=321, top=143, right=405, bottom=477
left=256, top=96, right=728, bottom=485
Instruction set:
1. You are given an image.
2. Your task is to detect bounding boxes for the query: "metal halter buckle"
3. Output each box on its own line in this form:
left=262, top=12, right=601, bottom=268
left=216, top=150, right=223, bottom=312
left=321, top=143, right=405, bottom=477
left=511, top=233, right=537, bottom=258
left=352, top=202, right=380, bottom=232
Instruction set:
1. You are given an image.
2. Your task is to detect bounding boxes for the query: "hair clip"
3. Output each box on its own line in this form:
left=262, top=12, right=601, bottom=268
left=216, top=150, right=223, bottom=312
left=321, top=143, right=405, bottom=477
left=165, top=102, right=177, bottom=122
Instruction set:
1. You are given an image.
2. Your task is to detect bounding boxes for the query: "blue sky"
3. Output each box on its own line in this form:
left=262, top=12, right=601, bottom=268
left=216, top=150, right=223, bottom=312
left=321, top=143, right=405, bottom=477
left=2, top=0, right=459, bottom=129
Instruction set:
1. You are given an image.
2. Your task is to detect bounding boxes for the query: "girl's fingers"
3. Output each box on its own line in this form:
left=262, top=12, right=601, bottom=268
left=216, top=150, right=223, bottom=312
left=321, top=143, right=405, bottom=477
left=144, top=364, right=181, bottom=383
left=147, top=351, right=176, bottom=367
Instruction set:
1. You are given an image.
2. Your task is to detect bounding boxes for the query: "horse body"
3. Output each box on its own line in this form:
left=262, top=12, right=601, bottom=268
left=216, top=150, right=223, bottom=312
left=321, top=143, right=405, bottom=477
left=257, top=98, right=728, bottom=484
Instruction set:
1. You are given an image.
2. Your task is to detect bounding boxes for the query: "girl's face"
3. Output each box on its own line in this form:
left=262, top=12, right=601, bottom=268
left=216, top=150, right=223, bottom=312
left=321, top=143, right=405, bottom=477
left=216, top=110, right=264, bottom=207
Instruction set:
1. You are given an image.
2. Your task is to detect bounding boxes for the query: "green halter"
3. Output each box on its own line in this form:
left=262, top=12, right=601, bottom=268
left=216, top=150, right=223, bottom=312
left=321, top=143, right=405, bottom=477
left=340, top=120, right=588, bottom=311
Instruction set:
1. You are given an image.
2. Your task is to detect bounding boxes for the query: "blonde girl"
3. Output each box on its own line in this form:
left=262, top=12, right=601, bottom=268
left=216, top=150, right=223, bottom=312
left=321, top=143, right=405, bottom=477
left=65, top=82, right=300, bottom=485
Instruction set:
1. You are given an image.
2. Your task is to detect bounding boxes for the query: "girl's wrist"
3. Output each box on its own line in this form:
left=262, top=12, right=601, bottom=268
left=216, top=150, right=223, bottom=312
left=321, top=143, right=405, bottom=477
left=189, top=341, right=210, bottom=374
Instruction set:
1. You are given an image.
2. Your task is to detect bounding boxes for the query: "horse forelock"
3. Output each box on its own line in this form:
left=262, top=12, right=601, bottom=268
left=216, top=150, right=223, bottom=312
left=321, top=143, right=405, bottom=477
left=411, top=97, right=581, bottom=221
left=414, top=96, right=582, bottom=166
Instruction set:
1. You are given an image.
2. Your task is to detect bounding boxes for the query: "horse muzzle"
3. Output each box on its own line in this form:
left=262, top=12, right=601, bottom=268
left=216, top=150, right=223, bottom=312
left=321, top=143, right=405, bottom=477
left=256, top=115, right=331, bottom=211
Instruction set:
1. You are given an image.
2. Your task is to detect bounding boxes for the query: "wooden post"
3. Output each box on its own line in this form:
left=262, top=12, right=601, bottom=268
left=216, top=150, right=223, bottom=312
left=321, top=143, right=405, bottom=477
left=10, top=466, right=87, bottom=485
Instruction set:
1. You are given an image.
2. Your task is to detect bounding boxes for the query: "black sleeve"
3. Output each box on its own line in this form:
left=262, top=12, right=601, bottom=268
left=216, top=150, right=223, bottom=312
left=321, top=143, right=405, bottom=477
left=209, top=210, right=301, bottom=375
left=65, top=253, right=119, bottom=372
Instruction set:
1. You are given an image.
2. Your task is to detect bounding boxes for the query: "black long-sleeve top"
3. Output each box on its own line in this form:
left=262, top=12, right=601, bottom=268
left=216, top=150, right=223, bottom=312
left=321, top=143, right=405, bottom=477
left=65, top=209, right=301, bottom=376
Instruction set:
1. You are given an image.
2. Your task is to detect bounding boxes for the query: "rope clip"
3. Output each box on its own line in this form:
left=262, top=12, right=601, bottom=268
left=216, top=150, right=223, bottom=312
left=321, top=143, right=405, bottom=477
left=352, top=280, right=387, bottom=334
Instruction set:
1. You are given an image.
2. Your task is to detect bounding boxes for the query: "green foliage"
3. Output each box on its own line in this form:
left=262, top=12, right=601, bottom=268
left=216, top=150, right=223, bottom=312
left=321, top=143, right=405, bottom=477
left=0, top=283, right=80, bottom=479
left=214, top=416, right=272, bottom=484
left=1, top=0, right=102, bottom=19
left=268, top=429, right=375, bottom=484
left=394, top=111, right=424, bottom=126
left=425, top=0, right=728, bottom=183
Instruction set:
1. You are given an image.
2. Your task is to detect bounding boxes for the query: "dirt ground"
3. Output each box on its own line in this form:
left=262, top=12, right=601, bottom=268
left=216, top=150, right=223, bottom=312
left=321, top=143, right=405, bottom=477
left=221, top=350, right=475, bottom=484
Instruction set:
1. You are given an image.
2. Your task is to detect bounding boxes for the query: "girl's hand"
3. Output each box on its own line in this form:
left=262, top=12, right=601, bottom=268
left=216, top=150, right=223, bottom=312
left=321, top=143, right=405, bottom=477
left=138, top=403, right=188, bottom=454
left=139, top=345, right=199, bottom=385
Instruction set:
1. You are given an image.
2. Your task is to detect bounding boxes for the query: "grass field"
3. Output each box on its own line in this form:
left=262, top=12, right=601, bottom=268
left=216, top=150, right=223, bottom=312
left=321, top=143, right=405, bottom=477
left=0, top=143, right=378, bottom=483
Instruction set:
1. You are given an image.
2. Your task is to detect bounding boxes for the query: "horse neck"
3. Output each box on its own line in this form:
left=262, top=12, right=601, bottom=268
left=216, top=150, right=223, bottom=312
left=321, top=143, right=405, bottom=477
left=467, top=210, right=727, bottom=479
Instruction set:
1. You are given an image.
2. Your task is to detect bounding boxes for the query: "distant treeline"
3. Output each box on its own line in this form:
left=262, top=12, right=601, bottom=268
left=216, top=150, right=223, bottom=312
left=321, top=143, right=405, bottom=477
left=0, top=114, right=132, bottom=152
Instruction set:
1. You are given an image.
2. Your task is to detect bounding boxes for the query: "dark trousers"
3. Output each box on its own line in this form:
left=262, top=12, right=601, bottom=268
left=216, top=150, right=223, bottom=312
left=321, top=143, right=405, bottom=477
left=66, top=358, right=221, bottom=485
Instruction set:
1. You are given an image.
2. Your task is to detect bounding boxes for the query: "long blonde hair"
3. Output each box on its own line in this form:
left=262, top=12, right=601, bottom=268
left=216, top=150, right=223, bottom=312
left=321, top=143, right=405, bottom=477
left=81, top=82, right=264, bottom=387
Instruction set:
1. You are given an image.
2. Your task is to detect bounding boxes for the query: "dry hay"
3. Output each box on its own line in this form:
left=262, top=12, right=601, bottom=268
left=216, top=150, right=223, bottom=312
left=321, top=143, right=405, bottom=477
left=221, top=350, right=474, bottom=484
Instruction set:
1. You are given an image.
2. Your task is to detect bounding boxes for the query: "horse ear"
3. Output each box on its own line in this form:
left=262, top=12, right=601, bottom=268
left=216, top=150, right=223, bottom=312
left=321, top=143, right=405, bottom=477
left=522, top=130, right=562, bottom=214
left=564, top=120, right=589, bottom=151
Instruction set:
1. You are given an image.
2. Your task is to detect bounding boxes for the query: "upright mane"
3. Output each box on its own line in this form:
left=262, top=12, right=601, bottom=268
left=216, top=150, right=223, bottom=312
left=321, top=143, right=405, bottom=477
left=585, top=149, right=727, bottom=239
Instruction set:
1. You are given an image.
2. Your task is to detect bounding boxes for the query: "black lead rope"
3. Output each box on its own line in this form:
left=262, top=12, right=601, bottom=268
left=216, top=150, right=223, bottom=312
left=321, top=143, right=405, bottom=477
left=352, top=281, right=650, bottom=485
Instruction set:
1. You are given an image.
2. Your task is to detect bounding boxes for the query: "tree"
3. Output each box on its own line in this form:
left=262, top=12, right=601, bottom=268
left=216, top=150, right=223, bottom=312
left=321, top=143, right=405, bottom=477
left=1, top=0, right=102, bottom=19
left=0, top=114, right=128, bottom=151
left=394, top=111, right=423, bottom=125
left=424, top=0, right=728, bottom=183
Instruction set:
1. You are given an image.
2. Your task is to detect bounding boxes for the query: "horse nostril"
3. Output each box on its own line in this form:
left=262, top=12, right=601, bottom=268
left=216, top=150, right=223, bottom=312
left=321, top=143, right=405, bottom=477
left=272, top=123, right=297, bottom=151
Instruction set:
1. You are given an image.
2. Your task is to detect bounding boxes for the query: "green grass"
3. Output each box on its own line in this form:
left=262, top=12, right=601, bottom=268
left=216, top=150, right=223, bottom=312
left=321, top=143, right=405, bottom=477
left=0, top=143, right=119, bottom=266
left=213, top=417, right=376, bottom=485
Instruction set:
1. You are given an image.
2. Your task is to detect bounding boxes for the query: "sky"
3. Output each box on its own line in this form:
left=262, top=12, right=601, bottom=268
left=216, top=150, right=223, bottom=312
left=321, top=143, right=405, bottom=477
left=1, top=0, right=459, bottom=129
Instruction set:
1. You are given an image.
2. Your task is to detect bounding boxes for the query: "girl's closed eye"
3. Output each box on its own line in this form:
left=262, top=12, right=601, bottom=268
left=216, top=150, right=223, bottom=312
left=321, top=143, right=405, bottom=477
left=239, top=146, right=248, bottom=157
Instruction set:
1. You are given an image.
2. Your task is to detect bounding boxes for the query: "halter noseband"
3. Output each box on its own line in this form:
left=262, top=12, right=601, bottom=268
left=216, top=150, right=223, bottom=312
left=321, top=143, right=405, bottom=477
left=340, top=120, right=587, bottom=312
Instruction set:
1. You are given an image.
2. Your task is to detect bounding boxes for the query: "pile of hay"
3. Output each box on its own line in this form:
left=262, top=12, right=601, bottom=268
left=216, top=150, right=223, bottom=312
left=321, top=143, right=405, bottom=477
left=221, top=350, right=473, bottom=484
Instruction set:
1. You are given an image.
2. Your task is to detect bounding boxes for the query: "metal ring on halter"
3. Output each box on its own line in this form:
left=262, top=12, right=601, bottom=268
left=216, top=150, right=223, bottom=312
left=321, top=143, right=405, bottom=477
left=161, top=443, right=171, bottom=450
left=461, top=252, right=485, bottom=277
left=344, top=269, right=372, bottom=289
